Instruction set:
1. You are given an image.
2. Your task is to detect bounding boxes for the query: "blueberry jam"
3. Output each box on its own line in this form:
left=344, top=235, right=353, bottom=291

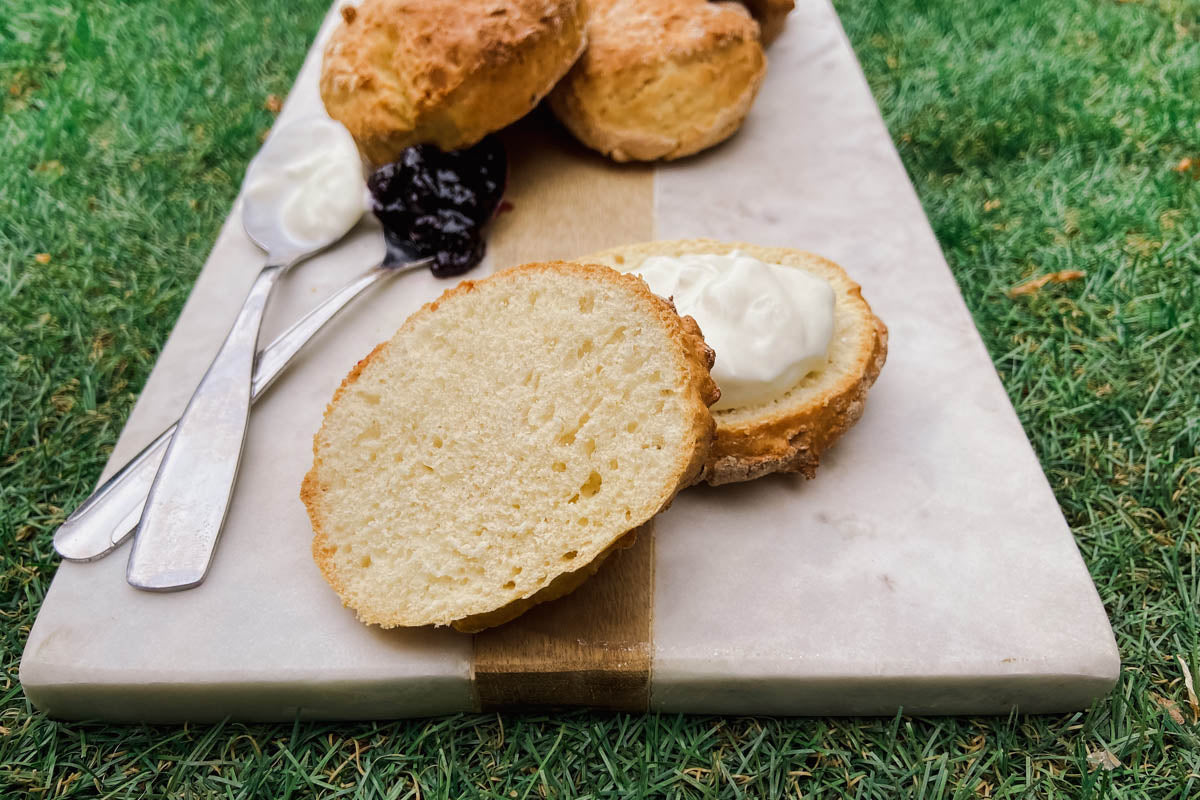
left=368, top=136, right=507, bottom=277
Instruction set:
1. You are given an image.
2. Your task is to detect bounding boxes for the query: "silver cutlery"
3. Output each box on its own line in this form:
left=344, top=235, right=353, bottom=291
left=53, top=247, right=430, bottom=563
left=122, top=117, right=378, bottom=591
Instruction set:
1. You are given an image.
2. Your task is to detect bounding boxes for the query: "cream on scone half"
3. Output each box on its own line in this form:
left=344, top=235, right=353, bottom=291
left=302, top=261, right=719, bottom=632
left=580, top=239, right=888, bottom=485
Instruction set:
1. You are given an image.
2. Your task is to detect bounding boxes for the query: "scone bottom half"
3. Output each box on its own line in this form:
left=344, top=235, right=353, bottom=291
left=578, top=239, right=889, bottom=486
left=301, top=262, right=718, bottom=631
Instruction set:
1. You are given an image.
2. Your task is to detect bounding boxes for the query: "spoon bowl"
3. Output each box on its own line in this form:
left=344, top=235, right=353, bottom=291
left=241, top=204, right=316, bottom=266
left=242, top=115, right=369, bottom=260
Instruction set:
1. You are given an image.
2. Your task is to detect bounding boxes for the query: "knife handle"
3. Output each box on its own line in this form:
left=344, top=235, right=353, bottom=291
left=125, top=265, right=284, bottom=591
left=52, top=260, right=419, bottom=563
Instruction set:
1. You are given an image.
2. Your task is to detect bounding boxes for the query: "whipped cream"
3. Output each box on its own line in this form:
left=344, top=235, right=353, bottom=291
left=242, top=116, right=366, bottom=249
left=632, top=251, right=835, bottom=411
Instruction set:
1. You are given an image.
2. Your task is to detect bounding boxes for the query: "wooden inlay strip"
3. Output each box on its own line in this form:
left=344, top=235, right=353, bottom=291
left=471, top=110, right=657, bottom=711
left=473, top=526, right=654, bottom=711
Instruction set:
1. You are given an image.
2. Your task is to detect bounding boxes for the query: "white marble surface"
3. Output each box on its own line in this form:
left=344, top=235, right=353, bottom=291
left=648, top=0, right=1119, bottom=714
left=20, top=0, right=1118, bottom=721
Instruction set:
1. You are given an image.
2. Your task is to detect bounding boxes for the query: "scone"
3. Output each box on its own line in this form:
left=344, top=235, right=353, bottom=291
left=548, top=0, right=767, bottom=162
left=302, top=262, right=719, bottom=631
left=581, top=240, right=888, bottom=485
left=320, top=0, right=587, bottom=164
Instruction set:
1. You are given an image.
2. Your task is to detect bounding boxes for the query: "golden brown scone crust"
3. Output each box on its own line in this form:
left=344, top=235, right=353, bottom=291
left=548, top=0, right=767, bottom=162
left=734, top=0, right=793, bottom=45
left=320, top=0, right=587, bottom=164
left=578, top=239, right=888, bottom=485
left=302, top=261, right=718, bottom=630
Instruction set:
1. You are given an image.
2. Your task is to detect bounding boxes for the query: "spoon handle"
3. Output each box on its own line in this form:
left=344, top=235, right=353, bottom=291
left=53, top=260, right=417, bottom=563
left=125, top=264, right=286, bottom=590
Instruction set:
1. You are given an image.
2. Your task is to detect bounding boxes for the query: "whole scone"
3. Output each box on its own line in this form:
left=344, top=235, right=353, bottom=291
left=321, top=0, right=588, bottom=164
left=581, top=239, right=888, bottom=485
left=548, top=0, right=766, bottom=162
left=302, top=262, right=719, bottom=631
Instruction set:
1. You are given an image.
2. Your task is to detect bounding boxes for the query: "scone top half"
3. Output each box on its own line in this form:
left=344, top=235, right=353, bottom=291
left=302, top=262, right=718, bottom=630
left=321, top=0, right=588, bottom=164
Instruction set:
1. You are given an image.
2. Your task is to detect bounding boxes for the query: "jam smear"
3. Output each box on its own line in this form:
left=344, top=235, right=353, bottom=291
left=368, top=136, right=507, bottom=277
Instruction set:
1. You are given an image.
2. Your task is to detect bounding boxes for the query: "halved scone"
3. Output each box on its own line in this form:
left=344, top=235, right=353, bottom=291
left=580, top=239, right=887, bottom=485
left=301, top=262, right=718, bottom=631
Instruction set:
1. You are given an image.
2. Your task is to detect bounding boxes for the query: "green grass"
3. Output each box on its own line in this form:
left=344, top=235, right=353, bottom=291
left=2, top=0, right=1198, bottom=796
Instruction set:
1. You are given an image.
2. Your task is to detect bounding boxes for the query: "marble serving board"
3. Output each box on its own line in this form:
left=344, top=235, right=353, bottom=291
left=21, top=0, right=1119, bottom=720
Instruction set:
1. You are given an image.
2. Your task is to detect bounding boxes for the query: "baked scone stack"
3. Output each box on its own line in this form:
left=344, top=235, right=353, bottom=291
left=320, top=0, right=793, bottom=163
left=303, top=247, right=886, bottom=630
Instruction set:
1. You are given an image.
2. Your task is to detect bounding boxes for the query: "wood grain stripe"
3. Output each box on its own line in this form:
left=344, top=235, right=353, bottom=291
left=473, top=526, right=654, bottom=711
left=472, top=112, right=656, bottom=711
left=487, top=111, right=656, bottom=269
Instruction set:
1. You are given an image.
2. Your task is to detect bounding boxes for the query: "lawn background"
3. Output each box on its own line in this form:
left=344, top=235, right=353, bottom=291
left=2, top=0, right=1198, bottom=796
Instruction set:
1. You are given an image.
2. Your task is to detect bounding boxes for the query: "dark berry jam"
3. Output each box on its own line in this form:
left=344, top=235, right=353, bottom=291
left=368, top=136, right=507, bottom=277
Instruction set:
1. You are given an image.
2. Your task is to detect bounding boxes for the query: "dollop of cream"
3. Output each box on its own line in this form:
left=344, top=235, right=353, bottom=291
left=632, top=251, right=835, bottom=411
left=242, top=116, right=366, bottom=249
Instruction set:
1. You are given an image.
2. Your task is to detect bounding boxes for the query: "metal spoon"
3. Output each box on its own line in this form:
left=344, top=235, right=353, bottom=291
left=125, top=120, right=368, bottom=591
left=53, top=245, right=430, bottom=563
